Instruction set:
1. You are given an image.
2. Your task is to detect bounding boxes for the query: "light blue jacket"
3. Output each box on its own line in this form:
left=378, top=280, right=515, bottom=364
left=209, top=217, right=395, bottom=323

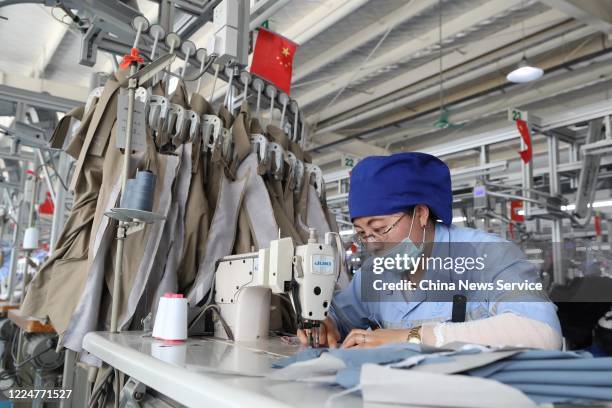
left=329, top=224, right=561, bottom=338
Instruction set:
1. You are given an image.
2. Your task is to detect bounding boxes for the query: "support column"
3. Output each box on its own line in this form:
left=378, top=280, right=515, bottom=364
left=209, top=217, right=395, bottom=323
left=521, top=133, right=534, bottom=222
left=548, top=133, right=564, bottom=285
left=59, top=349, right=77, bottom=408
left=480, top=145, right=490, bottom=232
left=159, top=0, right=175, bottom=33
left=7, top=201, right=23, bottom=304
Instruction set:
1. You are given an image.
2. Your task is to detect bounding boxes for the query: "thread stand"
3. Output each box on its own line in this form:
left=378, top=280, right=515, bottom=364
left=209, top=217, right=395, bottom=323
left=106, top=15, right=171, bottom=334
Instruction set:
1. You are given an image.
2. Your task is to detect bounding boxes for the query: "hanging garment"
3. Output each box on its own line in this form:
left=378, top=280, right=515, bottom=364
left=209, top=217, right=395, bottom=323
left=169, top=83, right=190, bottom=148
left=187, top=171, right=248, bottom=306
left=20, top=155, right=103, bottom=333
left=232, top=103, right=258, bottom=254
left=49, top=106, right=84, bottom=150
left=152, top=81, right=171, bottom=148
left=189, top=92, right=214, bottom=170
left=204, top=106, right=234, bottom=222
left=69, top=73, right=124, bottom=191
left=294, top=172, right=310, bottom=243
left=65, top=99, right=98, bottom=159
left=236, top=154, right=279, bottom=250
left=305, top=185, right=331, bottom=236
left=169, top=92, right=214, bottom=293
left=20, top=72, right=124, bottom=334
left=115, top=148, right=180, bottom=330
left=129, top=85, right=196, bottom=315
left=177, top=150, right=209, bottom=292
left=263, top=125, right=302, bottom=242
left=62, top=104, right=179, bottom=351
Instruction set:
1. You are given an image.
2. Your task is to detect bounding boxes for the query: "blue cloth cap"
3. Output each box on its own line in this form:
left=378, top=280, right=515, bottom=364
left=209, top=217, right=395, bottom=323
left=348, top=152, right=453, bottom=225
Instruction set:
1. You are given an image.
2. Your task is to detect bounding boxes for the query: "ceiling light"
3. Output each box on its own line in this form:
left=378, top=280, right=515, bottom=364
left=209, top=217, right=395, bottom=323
left=506, top=58, right=543, bottom=83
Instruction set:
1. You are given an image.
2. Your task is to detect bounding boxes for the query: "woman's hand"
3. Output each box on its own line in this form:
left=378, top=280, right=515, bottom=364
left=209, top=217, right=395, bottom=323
left=341, top=328, right=413, bottom=349
left=297, top=317, right=341, bottom=348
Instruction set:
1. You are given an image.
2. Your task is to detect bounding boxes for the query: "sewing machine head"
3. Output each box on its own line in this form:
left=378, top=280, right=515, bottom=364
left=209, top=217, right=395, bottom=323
left=290, top=230, right=337, bottom=344
left=213, top=229, right=340, bottom=344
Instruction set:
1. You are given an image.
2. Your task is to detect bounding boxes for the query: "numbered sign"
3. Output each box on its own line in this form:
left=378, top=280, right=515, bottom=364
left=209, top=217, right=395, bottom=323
left=508, top=108, right=528, bottom=122
left=341, top=154, right=359, bottom=169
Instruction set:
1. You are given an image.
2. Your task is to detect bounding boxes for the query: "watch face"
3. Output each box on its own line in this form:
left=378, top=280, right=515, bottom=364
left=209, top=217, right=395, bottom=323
left=407, top=337, right=421, bottom=344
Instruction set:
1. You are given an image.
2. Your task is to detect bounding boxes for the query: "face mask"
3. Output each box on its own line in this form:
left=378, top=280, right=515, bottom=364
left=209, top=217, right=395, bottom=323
left=361, top=213, right=426, bottom=275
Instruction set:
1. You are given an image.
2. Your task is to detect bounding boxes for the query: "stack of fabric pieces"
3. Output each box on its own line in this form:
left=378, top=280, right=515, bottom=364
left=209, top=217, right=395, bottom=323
left=270, top=343, right=612, bottom=406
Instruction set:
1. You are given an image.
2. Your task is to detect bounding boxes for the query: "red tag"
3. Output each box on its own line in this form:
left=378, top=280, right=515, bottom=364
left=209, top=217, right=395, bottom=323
left=509, top=200, right=524, bottom=239
left=594, top=215, right=602, bottom=236
left=38, top=192, right=54, bottom=215
left=516, top=119, right=533, bottom=163
left=120, top=48, right=144, bottom=70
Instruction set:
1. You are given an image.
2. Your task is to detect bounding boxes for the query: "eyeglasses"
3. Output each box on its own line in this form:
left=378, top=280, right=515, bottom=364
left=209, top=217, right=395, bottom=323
left=354, top=213, right=406, bottom=244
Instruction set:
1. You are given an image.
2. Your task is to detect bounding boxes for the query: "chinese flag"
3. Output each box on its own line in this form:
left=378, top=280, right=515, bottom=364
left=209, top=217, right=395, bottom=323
left=250, top=28, right=297, bottom=95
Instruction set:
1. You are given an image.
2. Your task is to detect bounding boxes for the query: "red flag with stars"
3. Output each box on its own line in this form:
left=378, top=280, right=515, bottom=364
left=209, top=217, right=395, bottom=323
left=250, top=28, right=297, bottom=95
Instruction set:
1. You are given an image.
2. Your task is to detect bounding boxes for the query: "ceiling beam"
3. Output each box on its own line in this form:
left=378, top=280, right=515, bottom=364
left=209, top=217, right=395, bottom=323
left=540, top=0, right=612, bottom=33
left=377, top=48, right=612, bottom=150
left=0, top=73, right=85, bottom=111
left=293, top=0, right=437, bottom=83
left=315, top=39, right=612, bottom=168
left=29, top=8, right=71, bottom=78
left=308, top=15, right=586, bottom=156
left=311, top=9, right=570, bottom=128
left=336, top=25, right=597, bottom=143
left=296, top=0, right=525, bottom=109
left=311, top=133, right=389, bottom=162
left=285, top=0, right=370, bottom=45
left=374, top=34, right=612, bottom=148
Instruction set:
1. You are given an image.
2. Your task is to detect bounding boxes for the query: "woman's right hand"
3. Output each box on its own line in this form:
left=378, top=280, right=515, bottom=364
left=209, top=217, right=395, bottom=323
left=296, top=317, right=341, bottom=348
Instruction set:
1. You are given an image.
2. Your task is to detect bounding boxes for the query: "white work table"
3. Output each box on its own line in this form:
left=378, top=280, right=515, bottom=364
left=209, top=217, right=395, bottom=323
left=83, top=332, right=362, bottom=408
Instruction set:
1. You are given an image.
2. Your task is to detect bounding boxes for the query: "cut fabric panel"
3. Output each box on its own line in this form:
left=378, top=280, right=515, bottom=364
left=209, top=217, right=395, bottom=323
left=360, top=364, right=536, bottom=408
left=272, top=343, right=612, bottom=404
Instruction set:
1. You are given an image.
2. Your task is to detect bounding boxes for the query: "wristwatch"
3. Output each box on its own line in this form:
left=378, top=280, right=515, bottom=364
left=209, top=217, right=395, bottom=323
left=406, top=326, right=422, bottom=344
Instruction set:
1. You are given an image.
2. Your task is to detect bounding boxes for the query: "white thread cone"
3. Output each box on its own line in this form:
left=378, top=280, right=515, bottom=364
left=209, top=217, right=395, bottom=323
left=23, top=227, right=39, bottom=250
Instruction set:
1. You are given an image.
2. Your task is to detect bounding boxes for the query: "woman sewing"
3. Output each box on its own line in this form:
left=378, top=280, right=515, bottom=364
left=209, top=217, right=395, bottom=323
left=298, top=152, right=562, bottom=350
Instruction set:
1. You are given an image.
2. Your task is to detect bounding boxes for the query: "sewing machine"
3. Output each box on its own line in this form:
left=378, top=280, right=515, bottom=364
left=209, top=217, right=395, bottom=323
left=213, top=229, right=339, bottom=346
left=81, top=230, right=346, bottom=407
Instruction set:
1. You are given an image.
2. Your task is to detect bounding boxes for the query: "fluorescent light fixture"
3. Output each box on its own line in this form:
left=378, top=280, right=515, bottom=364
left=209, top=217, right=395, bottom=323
left=339, top=229, right=355, bottom=236
left=506, top=58, right=543, bottom=83
left=515, top=200, right=611, bottom=215
left=560, top=201, right=612, bottom=211
left=593, top=200, right=612, bottom=208
left=452, top=216, right=467, bottom=223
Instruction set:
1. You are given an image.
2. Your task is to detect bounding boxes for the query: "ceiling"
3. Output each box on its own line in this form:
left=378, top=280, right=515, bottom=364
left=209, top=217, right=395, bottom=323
left=0, top=1, right=611, bottom=210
